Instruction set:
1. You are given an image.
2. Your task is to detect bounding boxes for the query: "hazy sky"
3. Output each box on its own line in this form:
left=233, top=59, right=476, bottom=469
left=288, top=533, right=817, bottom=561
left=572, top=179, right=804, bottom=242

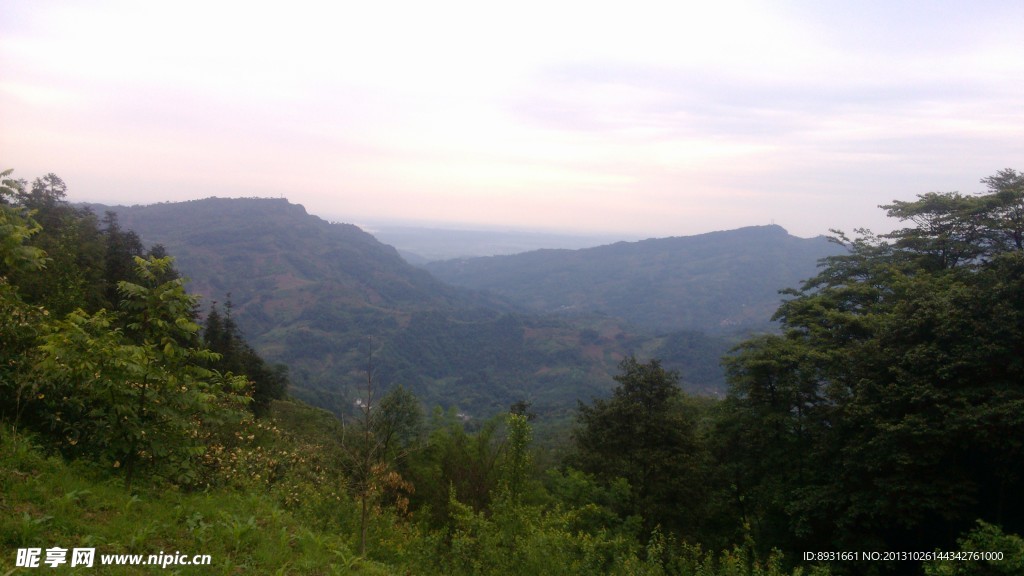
left=2, top=0, right=1022, bottom=238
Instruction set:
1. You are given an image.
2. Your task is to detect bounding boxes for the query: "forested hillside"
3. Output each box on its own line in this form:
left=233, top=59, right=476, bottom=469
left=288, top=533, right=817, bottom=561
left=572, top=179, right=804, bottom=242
left=95, top=198, right=742, bottom=415
left=426, top=225, right=841, bottom=333
left=4, top=167, right=1023, bottom=575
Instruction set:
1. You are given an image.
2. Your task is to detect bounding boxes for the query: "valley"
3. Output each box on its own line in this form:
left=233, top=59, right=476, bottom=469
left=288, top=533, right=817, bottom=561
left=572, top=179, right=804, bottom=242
left=95, top=197, right=839, bottom=418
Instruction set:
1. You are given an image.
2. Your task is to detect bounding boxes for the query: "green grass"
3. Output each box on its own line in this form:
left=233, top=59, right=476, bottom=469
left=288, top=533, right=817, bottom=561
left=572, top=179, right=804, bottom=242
left=0, top=403, right=393, bottom=575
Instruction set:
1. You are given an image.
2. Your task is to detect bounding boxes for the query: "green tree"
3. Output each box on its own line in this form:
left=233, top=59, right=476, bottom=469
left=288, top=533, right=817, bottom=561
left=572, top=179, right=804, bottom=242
left=573, top=356, right=708, bottom=538
left=7, top=202, right=107, bottom=314
left=500, top=412, right=532, bottom=504
left=716, top=334, right=826, bottom=554
left=979, top=168, right=1024, bottom=254
left=101, top=210, right=146, bottom=307
left=0, top=168, right=47, bottom=275
left=923, top=521, right=1024, bottom=576
left=880, top=192, right=987, bottom=270
left=405, top=408, right=507, bottom=530
left=3, top=173, right=178, bottom=315
left=203, top=298, right=289, bottom=415
left=32, top=256, right=250, bottom=488
left=0, top=168, right=48, bottom=428
left=340, top=349, right=423, bottom=555
left=720, top=169, right=1024, bottom=562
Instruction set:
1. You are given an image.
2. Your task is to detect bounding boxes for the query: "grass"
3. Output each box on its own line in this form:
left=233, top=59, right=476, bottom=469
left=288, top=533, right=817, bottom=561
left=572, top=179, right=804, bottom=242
left=0, top=402, right=395, bottom=575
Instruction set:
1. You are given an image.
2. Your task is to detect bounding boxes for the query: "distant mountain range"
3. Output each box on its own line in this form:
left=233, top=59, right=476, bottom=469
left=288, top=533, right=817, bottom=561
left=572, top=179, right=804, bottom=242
left=426, top=225, right=840, bottom=333
left=90, top=198, right=842, bottom=418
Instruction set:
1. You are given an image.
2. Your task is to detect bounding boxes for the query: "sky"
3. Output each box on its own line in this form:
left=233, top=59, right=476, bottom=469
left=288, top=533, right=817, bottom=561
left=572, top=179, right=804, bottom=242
left=2, top=0, right=1022, bottom=239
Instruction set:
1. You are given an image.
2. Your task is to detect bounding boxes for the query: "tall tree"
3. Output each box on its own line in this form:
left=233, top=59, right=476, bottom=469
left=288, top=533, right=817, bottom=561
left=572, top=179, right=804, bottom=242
left=716, top=334, right=827, bottom=554
left=202, top=298, right=289, bottom=415
left=33, top=256, right=250, bottom=488
left=0, top=168, right=47, bottom=275
left=572, top=356, right=707, bottom=537
left=404, top=408, right=506, bottom=530
left=979, top=168, right=1024, bottom=253
left=102, top=211, right=145, bottom=307
left=720, top=169, right=1024, bottom=562
left=340, top=347, right=422, bottom=555
left=0, top=168, right=48, bottom=427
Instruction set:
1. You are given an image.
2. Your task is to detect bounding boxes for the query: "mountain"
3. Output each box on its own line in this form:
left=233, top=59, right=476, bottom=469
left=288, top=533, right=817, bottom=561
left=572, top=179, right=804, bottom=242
left=91, top=199, right=838, bottom=418
left=88, top=198, right=646, bottom=416
left=97, top=198, right=470, bottom=320
left=425, top=225, right=842, bottom=334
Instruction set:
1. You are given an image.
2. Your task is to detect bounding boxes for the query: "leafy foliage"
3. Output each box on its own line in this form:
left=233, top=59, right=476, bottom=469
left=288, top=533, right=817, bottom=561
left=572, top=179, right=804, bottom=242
left=717, top=169, right=1024, bottom=562
left=29, top=257, right=251, bottom=487
left=341, top=364, right=423, bottom=555
left=0, top=168, right=47, bottom=274
left=0, top=170, right=254, bottom=489
left=203, top=299, right=289, bottom=415
left=923, top=521, right=1024, bottom=576
left=573, top=357, right=710, bottom=538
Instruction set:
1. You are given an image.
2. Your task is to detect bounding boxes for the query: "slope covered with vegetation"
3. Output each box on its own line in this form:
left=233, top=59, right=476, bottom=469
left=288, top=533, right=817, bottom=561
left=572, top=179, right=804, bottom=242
left=95, top=197, right=742, bottom=415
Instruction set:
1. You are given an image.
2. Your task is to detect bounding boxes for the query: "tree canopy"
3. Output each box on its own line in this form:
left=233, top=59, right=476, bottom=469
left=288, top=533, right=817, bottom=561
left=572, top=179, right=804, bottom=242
left=718, top=169, right=1024, bottom=562
left=573, top=356, right=709, bottom=538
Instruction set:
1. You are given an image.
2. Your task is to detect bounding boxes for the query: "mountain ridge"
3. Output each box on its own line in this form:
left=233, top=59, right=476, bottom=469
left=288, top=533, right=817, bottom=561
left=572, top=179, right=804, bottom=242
left=87, top=197, right=839, bottom=416
left=425, top=224, right=840, bottom=333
